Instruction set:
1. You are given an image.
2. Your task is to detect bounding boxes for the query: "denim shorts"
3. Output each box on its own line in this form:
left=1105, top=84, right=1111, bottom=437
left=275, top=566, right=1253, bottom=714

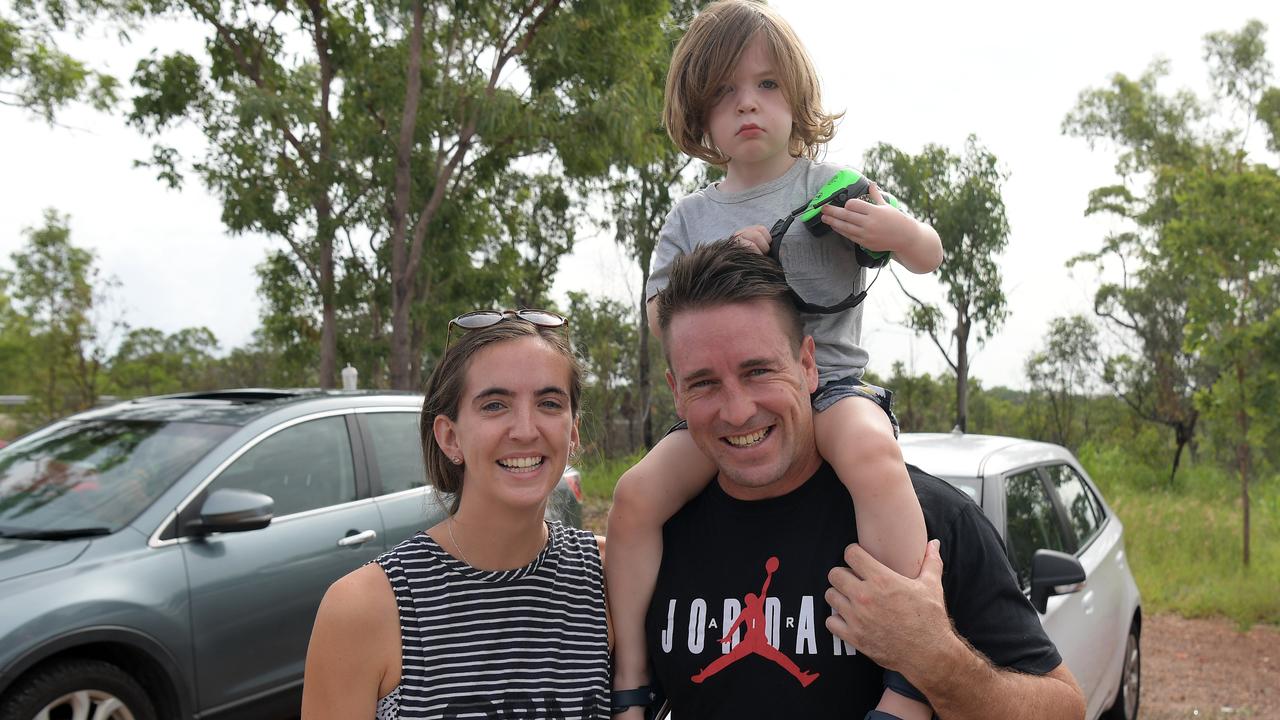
left=666, top=376, right=899, bottom=438
left=813, top=376, right=899, bottom=438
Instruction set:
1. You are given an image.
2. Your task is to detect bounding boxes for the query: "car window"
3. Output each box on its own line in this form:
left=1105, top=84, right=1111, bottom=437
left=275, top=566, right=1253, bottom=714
left=1003, top=469, right=1068, bottom=590
left=363, top=412, right=428, bottom=495
left=207, top=416, right=356, bottom=517
left=1045, top=463, right=1104, bottom=549
left=0, top=420, right=234, bottom=534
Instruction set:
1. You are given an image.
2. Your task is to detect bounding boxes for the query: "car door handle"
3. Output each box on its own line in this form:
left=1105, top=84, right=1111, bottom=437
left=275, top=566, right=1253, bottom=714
left=337, top=529, right=378, bottom=547
left=1081, top=589, right=1095, bottom=615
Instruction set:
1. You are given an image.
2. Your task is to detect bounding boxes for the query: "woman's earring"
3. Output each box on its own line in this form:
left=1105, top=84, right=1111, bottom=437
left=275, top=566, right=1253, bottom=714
left=452, top=456, right=463, bottom=465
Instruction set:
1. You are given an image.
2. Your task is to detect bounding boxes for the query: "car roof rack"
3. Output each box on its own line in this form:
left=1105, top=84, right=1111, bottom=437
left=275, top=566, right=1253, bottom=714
left=134, top=389, right=311, bottom=405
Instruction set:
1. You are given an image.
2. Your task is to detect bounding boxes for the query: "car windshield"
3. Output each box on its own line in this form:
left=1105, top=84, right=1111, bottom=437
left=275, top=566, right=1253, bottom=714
left=0, top=419, right=235, bottom=536
left=938, top=476, right=981, bottom=504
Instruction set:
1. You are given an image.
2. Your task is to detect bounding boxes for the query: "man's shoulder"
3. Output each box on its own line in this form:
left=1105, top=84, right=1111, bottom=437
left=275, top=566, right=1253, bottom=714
left=906, top=464, right=983, bottom=532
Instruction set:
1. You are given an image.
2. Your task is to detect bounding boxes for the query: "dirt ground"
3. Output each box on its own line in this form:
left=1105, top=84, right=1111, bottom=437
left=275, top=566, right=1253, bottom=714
left=582, top=501, right=1279, bottom=719
left=1142, top=613, right=1279, bottom=719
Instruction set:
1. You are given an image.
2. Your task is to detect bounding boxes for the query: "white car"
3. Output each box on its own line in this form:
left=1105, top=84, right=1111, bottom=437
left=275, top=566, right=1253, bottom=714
left=899, top=432, right=1142, bottom=720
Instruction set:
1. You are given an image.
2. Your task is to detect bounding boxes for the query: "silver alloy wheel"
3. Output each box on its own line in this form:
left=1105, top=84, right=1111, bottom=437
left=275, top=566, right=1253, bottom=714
left=34, top=689, right=137, bottom=720
left=1121, top=631, right=1140, bottom=719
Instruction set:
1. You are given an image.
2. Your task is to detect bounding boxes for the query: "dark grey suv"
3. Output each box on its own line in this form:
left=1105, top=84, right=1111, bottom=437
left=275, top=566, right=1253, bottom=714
left=0, top=389, right=584, bottom=720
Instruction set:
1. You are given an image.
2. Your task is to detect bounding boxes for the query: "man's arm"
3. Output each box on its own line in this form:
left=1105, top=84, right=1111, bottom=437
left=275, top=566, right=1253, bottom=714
left=825, top=541, right=1085, bottom=720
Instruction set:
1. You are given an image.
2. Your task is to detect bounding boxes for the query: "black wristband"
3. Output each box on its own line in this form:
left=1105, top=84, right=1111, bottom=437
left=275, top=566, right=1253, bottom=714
left=864, top=711, right=904, bottom=720
left=611, top=686, right=657, bottom=715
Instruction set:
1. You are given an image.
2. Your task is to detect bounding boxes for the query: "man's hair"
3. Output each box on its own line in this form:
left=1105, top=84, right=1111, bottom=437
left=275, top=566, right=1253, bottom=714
left=656, top=238, right=804, bottom=352
left=420, top=319, right=583, bottom=513
left=663, top=0, right=842, bottom=167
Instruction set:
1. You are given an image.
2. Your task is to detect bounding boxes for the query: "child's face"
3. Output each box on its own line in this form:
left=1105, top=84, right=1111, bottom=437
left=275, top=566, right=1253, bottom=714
left=705, top=35, right=794, bottom=172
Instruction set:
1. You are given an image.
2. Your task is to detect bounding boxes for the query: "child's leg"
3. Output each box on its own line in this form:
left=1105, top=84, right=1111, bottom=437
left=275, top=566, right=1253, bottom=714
left=814, top=394, right=926, bottom=577
left=814, top=393, right=931, bottom=720
left=606, top=429, right=715, bottom=718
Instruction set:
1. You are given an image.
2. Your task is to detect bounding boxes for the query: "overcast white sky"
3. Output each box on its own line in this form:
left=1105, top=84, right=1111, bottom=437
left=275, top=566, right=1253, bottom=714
left=2, top=1, right=1277, bottom=388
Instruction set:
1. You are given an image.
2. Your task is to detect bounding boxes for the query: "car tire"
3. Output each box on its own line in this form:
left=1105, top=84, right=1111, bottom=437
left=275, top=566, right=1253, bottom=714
left=1103, top=621, right=1141, bottom=720
left=0, top=658, right=156, bottom=720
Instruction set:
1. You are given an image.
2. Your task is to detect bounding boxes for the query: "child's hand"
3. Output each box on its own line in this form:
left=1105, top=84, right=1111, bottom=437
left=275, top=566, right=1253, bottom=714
left=819, top=183, right=916, bottom=254
left=729, top=225, right=771, bottom=255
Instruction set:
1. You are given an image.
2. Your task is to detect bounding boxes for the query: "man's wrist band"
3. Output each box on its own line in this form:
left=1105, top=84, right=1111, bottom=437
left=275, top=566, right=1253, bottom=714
left=864, top=711, right=904, bottom=720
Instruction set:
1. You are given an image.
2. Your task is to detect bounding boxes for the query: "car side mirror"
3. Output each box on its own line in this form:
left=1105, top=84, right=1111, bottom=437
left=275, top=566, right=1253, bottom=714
left=1029, top=548, right=1086, bottom=614
left=188, top=489, right=274, bottom=535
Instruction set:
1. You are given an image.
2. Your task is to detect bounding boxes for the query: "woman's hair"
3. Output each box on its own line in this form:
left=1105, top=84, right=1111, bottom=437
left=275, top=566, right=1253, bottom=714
left=663, top=0, right=841, bottom=167
left=420, top=319, right=583, bottom=513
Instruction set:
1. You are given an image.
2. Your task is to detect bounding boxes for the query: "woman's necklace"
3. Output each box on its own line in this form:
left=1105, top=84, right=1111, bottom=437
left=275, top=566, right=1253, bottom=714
left=446, top=517, right=550, bottom=569
left=447, top=516, right=472, bottom=566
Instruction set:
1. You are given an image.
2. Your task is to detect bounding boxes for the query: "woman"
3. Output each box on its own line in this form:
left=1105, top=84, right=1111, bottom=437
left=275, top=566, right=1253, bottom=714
left=302, top=310, right=610, bottom=719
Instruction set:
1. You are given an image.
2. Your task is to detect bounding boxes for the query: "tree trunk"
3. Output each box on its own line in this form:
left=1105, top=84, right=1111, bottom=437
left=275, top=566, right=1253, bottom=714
left=310, top=0, right=337, bottom=389
left=954, top=318, right=970, bottom=432
left=387, top=0, right=426, bottom=390
left=318, top=234, right=336, bottom=388
left=1168, top=415, right=1196, bottom=486
left=1235, top=361, right=1251, bottom=566
left=639, top=264, right=654, bottom=450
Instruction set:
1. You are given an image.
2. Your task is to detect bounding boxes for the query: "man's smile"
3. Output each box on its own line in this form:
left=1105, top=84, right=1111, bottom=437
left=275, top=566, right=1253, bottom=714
left=724, top=425, right=773, bottom=447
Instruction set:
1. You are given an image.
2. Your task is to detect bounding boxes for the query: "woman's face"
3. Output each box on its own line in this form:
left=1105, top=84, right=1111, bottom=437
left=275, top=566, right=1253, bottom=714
left=434, top=335, right=579, bottom=513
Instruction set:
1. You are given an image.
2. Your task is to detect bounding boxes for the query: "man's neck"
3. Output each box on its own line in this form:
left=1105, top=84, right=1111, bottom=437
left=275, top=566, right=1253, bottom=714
left=717, top=446, right=823, bottom=501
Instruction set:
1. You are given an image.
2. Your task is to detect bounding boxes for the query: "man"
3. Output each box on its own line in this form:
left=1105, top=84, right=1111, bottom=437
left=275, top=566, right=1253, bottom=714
left=642, top=239, right=1085, bottom=718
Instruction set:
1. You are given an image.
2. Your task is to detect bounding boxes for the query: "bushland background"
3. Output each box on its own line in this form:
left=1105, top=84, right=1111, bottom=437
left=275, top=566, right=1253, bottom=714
left=2, top=0, right=1276, bottom=642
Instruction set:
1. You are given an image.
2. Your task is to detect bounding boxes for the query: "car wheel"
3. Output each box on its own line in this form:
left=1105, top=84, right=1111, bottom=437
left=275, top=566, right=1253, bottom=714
left=0, top=659, right=156, bottom=720
left=1103, top=622, right=1140, bottom=720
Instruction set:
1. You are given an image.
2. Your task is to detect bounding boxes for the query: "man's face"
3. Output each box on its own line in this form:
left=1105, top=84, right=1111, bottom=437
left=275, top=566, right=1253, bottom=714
left=665, top=300, right=821, bottom=500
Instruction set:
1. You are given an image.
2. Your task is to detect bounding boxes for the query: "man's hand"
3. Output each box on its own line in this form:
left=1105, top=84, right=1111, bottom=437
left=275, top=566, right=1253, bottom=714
left=824, top=538, right=949, bottom=678
left=826, top=539, right=1087, bottom=720
left=729, top=225, right=771, bottom=255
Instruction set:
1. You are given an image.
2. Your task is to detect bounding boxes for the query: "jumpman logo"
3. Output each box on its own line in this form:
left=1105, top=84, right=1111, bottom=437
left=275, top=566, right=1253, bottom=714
left=691, top=556, right=819, bottom=687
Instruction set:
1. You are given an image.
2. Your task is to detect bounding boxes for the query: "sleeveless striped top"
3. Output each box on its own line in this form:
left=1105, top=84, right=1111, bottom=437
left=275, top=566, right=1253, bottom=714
left=373, top=521, right=610, bottom=720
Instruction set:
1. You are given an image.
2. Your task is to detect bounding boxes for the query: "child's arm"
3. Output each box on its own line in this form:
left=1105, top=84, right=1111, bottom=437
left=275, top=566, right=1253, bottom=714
left=818, top=183, right=943, bottom=274
left=606, top=430, right=716, bottom=719
left=813, top=397, right=933, bottom=719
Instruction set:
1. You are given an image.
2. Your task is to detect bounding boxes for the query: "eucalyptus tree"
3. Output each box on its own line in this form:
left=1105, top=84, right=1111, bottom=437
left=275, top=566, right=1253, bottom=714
left=863, top=136, right=1010, bottom=432
left=366, top=0, right=667, bottom=388
left=1065, top=19, right=1279, bottom=564
left=0, top=0, right=129, bottom=121
left=2, top=210, right=119, bottom=418
left=129, top=0, right=368, bottom=387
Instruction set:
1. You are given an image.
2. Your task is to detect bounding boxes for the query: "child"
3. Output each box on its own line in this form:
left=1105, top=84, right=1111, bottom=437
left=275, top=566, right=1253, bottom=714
left=606, top=2, right=944, bottom=719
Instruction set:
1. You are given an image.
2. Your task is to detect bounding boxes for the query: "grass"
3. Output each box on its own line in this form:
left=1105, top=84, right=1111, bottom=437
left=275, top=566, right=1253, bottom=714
left=575, top=449, right=641, bottom=501
left=1079, top=444, right=1280, bottom=628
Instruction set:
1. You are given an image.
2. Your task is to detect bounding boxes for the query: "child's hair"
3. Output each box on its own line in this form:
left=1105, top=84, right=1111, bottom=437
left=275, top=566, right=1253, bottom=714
left=663, top=0, right=841, bottom=167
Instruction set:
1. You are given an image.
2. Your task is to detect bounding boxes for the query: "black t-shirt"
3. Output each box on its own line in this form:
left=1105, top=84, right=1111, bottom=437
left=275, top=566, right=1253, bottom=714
left=645, top=463, right=1062, bottom=718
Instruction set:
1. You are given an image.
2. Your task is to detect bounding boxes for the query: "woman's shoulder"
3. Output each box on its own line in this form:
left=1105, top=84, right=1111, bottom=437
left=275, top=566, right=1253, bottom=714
left=319, top=563, right=399, bottom=631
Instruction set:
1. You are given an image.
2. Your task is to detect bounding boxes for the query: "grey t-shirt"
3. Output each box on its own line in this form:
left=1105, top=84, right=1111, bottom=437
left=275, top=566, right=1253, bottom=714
left=647, top=158, right=869, bottom=384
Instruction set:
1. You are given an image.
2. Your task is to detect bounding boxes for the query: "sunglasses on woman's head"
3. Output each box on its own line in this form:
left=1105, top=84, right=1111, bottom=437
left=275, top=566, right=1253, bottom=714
left=445, top=309, right=568, bottom=349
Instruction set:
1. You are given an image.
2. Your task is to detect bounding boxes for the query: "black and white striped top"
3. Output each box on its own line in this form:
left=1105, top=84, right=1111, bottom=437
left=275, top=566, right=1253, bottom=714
left=373, top=521, right=610, bottom=720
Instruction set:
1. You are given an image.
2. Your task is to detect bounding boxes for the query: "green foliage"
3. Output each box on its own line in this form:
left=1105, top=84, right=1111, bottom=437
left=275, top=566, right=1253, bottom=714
left=0, top=1, right=123, bottom=122
left=575, top=449, right=647, bottom=502
left=1080, top=445, right=1280, bottom=627
left=1024, top=315, right=1099, bottom=451
left=108, top=326, right=221, bottom=397
left=863, top=136, right=1011, bottom=431
left=0, top=209, right=119, bottom=421
left=1065, top=19, right=1279, bottom=564
left=567, top=291, right=675, bottom=458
